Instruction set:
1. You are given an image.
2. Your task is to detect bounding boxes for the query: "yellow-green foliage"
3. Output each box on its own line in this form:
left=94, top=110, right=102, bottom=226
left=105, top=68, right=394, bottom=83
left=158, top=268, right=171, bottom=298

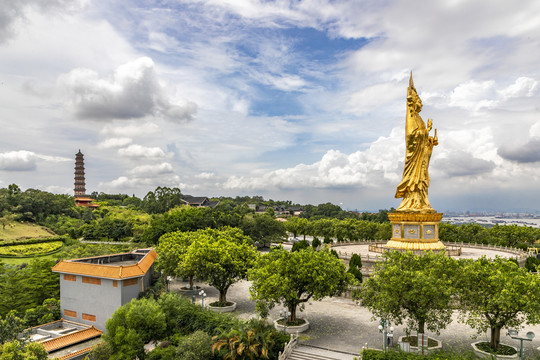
left=0, top=222, right=54, bottom=241
left=0, top=241, right=63, bottom=257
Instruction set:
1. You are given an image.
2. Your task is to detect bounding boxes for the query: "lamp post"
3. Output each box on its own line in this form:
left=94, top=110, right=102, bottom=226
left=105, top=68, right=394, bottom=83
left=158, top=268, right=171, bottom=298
left=508, top=329, right=535, bottom=360
left=279, top=308, right=291, bottom=334
left=199, top=290, right=207, bottom=308
left=378, top=320, right=394, bottom=352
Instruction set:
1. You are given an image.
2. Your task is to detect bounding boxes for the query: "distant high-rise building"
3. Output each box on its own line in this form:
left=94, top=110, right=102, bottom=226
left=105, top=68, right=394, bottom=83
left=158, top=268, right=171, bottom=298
left=74, top=150, right=86, bottom=197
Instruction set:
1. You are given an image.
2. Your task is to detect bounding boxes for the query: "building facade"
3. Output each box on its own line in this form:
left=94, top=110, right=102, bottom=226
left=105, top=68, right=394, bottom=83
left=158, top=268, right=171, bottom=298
left=51, top=249, right=157, bottom=331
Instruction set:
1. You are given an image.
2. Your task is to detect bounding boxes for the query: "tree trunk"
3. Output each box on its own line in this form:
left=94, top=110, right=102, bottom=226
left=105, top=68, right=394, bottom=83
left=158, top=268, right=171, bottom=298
left=219, top=290, right=227, bottom=304
left=418, top=320, right=425, bottom=334
left=288, top=304, right=297, bottom=322
left=189, top=275, right=194, bottom=289
left=490, top=327, right=501, bottom=349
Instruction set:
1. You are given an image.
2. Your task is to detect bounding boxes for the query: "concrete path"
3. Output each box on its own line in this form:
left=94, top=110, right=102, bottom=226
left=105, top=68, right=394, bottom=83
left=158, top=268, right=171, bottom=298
left=170, top=279, right=540, bottom=358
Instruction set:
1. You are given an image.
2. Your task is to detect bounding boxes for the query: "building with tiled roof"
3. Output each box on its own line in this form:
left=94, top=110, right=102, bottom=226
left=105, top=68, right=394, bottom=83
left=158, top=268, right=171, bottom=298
left=52, top=249, right=157, bottom=331
left=181, top=195, right=220, bottom=208
left=27, top=319, right=102, bottom=360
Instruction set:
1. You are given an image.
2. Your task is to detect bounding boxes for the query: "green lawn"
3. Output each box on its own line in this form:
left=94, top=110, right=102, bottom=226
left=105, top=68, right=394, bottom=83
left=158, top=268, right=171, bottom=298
left=0, top=253, right=58, bottom=265
left=0, top=222, right=54, bottom=241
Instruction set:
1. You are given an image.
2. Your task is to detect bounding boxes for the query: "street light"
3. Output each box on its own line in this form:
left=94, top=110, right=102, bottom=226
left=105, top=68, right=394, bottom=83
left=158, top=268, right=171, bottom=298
left=507, top=329, right=535, bottom=360
left=199, top=290, right=207, bottom=308
left=378, top=320, right=394, bottom=352
left=279, top=308, right=291, bottom=334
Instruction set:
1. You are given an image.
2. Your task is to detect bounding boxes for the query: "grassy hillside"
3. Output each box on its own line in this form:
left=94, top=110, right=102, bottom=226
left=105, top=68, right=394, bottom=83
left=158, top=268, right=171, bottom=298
left=0, top=222, right=55, bottom=241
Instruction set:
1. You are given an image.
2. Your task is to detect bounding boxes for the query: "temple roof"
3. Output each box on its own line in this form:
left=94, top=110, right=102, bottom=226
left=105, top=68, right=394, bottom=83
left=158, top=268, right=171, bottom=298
left=52, top=249, right=157, bottom=279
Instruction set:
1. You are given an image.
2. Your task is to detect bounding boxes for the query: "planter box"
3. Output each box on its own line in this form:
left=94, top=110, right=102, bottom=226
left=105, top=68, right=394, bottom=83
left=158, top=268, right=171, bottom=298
left=208, top=302, right=237, bottom=313
left=398, top=335, right=442, bottom=353
left=177, top=285, right=201, bottom=293
left=471, top=341, right=518, bottom=359
left=273, top=318, right=310, bottom=334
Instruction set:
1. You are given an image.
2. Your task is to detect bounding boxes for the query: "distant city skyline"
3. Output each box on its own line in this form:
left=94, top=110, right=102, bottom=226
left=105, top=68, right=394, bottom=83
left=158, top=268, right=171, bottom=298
left=1, top=1, right=539, bottom=212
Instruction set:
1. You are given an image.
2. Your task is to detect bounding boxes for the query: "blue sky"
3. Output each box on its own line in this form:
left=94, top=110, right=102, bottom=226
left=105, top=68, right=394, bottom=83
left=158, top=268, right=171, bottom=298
left=1, top=0, right=540, bottom=212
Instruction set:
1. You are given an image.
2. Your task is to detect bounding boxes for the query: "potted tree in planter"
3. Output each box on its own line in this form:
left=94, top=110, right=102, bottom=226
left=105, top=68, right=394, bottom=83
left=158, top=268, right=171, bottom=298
left=458, top=257, right=540, bottom=359
left=184, top=227, right=258, bottom=312
left=357, top=251, right=459, bottom=352
left=249, top=246, right=354, bottom=333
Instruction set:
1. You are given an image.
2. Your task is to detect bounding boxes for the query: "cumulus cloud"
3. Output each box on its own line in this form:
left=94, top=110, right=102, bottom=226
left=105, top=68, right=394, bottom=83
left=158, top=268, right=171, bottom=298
left=0, top=0, right=83, bottom=43
left=101, top=122, right=160, bottom=137
left=128, top=163, right=174, bottom=177
left=59, top=57, right=197, bottom=122
left=98, top=137, right=133, bottom=149
left=102, top=162, right=179, bottom=190
left=118, top=144, right=166, bottom=159
left=224, top=128, right=403, bottom=190
left=0, top=150, right=38, bottom=171
left=498, top=137, right=540, bottom=163
left=434, top=151, right=496, bottom=177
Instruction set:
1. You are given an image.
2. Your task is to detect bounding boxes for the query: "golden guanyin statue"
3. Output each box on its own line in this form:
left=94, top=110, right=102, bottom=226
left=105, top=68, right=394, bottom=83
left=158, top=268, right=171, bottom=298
left=395, top=73, right=438, bottom=213
left=385, top=73, right=445, bottom=251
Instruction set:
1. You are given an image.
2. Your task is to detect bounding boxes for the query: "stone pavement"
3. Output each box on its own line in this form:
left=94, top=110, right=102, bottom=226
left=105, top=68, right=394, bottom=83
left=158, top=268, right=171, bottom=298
left=170, top=279, right=540, bottom=358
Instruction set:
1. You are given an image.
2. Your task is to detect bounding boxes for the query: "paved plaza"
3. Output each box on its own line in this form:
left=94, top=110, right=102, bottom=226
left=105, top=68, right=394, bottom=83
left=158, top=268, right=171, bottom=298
left=171, top=279, right=540, bottom=359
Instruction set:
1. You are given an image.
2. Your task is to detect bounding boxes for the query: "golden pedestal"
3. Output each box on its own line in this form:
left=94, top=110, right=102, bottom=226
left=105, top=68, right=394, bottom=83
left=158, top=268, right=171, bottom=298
left=385, top=212, right=445, bottom=251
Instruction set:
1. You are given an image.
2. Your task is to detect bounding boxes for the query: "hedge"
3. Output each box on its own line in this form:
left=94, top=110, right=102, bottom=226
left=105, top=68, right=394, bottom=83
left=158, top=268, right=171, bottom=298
left=0, top=236, right=68, bottom=248
left=362, top=349, right=476, bottom=360
left=0, top=241, right=64, bottom=258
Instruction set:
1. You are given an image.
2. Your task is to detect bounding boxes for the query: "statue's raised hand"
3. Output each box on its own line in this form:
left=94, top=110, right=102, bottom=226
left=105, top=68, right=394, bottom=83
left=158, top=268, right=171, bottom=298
left=427, top=119, right=433, bottom=131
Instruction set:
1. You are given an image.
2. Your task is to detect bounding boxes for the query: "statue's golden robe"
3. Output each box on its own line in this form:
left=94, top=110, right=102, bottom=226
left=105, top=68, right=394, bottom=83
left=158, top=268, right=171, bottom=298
left=395, top=74, right=437, bottom=213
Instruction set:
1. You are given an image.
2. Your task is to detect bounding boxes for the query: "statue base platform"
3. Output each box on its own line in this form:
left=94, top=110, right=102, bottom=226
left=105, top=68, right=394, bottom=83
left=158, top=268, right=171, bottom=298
left=385, top=212, right=445, bottom=251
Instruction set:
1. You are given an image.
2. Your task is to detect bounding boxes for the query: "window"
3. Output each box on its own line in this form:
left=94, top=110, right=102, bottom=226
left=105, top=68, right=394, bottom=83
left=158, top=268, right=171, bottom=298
left=82, top=277, right=101, bottom=285
left=64, top=274, right=76, bottom=282
left=64, top=309, right=76, bottom=317
left=123, top=278, right=138, bottom=287
left=113, top=280, right=118, bottom=287
left=82, top=313, right=96, bottom=322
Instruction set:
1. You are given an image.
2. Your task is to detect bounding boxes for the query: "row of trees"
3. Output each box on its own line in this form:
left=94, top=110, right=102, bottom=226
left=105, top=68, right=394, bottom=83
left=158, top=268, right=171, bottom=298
left=156, top=227, right=355, bottom=322
left=358, top=251, right=540, bottom=350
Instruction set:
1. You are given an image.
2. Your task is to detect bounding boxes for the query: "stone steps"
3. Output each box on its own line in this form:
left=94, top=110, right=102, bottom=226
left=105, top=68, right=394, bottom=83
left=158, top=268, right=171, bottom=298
left=289, top=349, right=343, bottom=360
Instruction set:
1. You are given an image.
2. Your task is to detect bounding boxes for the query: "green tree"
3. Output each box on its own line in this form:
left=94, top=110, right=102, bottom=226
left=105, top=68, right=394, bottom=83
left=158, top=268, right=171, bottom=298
left=103, top=298, right=167, bottom=360
left=348, top=253, right=363, bottom=283
left=212, top=319, right=277, bottom=360
left=291, top=240, right=310, bottom=252
left=0, top=311, right=26, bottom=344
left=23, top=298, right=60, bottom=327
left=311, top=237, right=321, bottom=249
left=156, top=230, right=199, bottom=289
left=184, top=228, right=258, bottom=305
left=240, top=214, right=286, bottom=248
left=457, top=257, right=540, bottom=349
left=176, top=330, right=213, bottom=360
left=357, top=251, right=458, bottom=335
left=0, top=340, right=48, bottom=360
left=249, top=247, right=353, bottom=322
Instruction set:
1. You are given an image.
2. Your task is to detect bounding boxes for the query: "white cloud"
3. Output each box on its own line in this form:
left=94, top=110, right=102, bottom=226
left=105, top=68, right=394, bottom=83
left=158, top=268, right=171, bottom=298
left=499, top=77, right=538, bottom=99
left=128, top=163, right=174, bottom=177
left=98, top=137, right=133, bottom=149
left=59, top=57, right=197, bottom=122
left=118, top=144, right=166, bottom=159
left=101, top=122, right=161, bottom=138
left=0, top=150, right=38, bottom=171
left=224, top=127, right=403, bottom=190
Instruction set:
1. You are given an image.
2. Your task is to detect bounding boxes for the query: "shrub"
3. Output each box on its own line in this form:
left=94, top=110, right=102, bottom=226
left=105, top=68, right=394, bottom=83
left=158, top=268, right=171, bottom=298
left=311, top=237, right=321, bottom=249
left=176, top=330, right=213, bottom=360
left=291, top=240, right=310, bottom=252
left=362, top=349, right=477, bottom=360
left=525, top=256, right=540, bottom=272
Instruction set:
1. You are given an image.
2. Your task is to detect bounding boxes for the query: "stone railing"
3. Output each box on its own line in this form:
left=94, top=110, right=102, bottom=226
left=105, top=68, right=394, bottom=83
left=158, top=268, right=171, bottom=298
left=278, top=332, right=298, bottom=360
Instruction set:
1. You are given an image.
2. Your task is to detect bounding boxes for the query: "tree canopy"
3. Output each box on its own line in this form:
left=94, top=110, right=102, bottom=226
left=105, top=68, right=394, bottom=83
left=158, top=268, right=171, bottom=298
left=357, top=251, right=458, bottom=335
left=249, top=247, right=353, bottom=322
left=457, top=257, right=540, bottom=349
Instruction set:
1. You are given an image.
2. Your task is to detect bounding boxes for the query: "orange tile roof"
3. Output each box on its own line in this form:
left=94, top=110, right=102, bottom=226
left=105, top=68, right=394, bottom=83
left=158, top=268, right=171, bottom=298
left=52, top=249, right=157, bottom=279
left=59, top=345, right=97, bottom=359
left=41, top=326, right=102, bottom=352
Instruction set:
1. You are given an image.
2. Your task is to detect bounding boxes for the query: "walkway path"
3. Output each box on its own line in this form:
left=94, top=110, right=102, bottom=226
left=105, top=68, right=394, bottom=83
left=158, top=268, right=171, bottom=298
left=170, top=279, right=540, bottom=358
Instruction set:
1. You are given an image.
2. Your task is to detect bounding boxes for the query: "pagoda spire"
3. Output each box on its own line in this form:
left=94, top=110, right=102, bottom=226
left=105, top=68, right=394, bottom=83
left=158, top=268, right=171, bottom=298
left=74, top=150, right=86, bottom=197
